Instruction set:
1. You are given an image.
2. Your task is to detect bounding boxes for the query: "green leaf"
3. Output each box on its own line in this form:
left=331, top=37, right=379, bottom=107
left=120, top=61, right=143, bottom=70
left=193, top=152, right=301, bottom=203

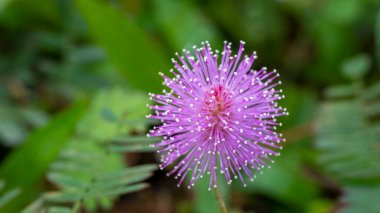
left=341, top=186, right=380, bottom=213
left=152, top=0, right=222, bottom=50
left=0, top=119, right=27, bottom=147
left=200, top=0, right=251, bottom=44
left=365, top=101, right=380, bottom=116
left=342, top=54, right=371, bottom=80
left=112, top=135, right=160, bottom=144
left=316, top=100, right=380, bottom=181
left=47, top=206, right=71, bottom=213
left=309, top=15, right=356, bottom=84
left=322, top=0, right=364, bottom=25
left=281, top=85, right=318, bottom=128
left=0, top=0, right=12, bottom=12
left=75, top=0, right=168, bottom=92
left=100, top=108, right=118, bottom=123
left=44, top=192, right=80, bottom=203
left=0, top=100, right=88, bottom=212
left=96, top=183, right=148, bottom=197
left=47, top=173, right=85, bottom=189
left=95, top=164, right=157, bottom=181
left=0, top=0, right=59, bottom=28
left=91, top=173, right=152, bottom=191
left=108, top=144, right=155, bottom=153
left=21, top=198, right=43, bottom=213
left=324, top=85, right=355, bottom=99
left=316, top=77, right=380, bottom=185
left=307, top=199, right=334, bottom=213
left=76, top=88, right=149, bottom=142
left=364, top=82, right=380, bottom=101
left=376, top=8, right=380, bottom=70
left=49, top=161, right=92, bottom=174
left=23, top=88, right=156, bottom=212
left=246, top=143, right=319, bottom=209
left=0, top=188, right=20, bottom=209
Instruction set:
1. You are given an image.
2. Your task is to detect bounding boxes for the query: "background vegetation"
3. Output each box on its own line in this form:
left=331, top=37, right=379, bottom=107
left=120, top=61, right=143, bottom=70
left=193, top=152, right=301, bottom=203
left=0, top=0, right=379, bottom=212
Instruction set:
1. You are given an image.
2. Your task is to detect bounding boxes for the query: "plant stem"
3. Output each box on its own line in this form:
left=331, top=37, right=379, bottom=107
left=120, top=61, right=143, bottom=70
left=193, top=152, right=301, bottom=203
left=215, top=186, right=228, bottom=213
left=71, top=199, right=81, bottom=213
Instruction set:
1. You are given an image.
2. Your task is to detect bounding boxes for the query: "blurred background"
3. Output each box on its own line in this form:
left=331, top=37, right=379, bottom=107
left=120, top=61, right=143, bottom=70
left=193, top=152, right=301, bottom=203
left=0, top=0, right=379, bottom=212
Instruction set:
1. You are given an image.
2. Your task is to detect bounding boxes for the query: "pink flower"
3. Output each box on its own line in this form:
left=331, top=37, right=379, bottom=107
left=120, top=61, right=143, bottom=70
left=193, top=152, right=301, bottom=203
left=147, top=41, right=287, bottom=190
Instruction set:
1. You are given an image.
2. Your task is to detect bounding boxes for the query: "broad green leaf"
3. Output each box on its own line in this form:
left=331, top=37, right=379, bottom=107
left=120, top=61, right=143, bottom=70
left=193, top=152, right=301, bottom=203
left=309, top=15, right=355, bottom=84
left=0, top=101, right=88, bottom=212
left=75, top=0, right=168, bottom=92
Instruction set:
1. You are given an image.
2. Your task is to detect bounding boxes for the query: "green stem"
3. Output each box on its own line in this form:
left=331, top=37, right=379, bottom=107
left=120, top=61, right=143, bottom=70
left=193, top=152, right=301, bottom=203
left=215, top=186, right=228, bottom=213
left=71, top=199, right=81, bottom=213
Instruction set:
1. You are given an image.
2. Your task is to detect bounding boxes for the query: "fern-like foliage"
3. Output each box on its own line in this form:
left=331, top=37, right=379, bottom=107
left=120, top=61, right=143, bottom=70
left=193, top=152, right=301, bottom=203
left=23, top=88, right=158, bottom=212
left=315, top=54, right=380, bottom=212
left=316, top=96, right=380, bottom=180
left=0, top=181, right=20, bottom=209
left=340, top=186, right=380, bottom=213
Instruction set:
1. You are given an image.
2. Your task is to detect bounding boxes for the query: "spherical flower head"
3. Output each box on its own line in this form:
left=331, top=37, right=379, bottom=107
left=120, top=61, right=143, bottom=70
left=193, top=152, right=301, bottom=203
left=147, top=41, right=288, bottom=190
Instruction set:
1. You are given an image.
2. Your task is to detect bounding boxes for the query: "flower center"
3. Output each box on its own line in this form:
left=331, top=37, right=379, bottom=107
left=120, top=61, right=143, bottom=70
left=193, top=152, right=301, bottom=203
left=201, top=85, right=232, bottom=125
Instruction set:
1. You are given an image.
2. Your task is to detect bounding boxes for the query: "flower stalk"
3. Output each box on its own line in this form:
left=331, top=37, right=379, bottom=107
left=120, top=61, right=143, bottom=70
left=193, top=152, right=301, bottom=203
left=215, top=186, right=228, bottom=213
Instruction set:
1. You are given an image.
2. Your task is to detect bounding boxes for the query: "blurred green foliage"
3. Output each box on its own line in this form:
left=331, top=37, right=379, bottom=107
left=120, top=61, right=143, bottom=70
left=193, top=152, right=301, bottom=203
left=0, top=101, right=88, bottom=212
left=316, top=59, right=380, bottom=212
left=0, top=0, right=379, bottom=212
